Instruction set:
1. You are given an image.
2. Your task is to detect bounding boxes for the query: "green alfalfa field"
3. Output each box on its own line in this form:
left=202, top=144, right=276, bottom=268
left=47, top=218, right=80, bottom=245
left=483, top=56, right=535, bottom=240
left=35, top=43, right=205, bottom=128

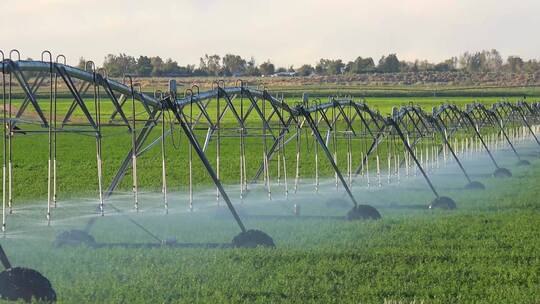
left=0, top=95, right=539, bottom=303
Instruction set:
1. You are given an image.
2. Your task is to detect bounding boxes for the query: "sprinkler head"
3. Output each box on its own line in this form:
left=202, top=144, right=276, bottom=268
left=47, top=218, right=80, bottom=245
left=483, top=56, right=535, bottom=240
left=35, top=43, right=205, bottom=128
left=464, top=181, right=485, bottom=190
left=345, top=204, right=382, bottom=220
left=517, top=159, right=530, bottom=166
left=232, top=229, right=275, bottom=248
left=493, top=167, right=512, bottom=178
left=54, top=229, right=97, bottom=248
left=161, top=237, right=177, bottom=246
left=293, top=204, right=300, bottom=217
left=429, top=196, right=457, bottom=210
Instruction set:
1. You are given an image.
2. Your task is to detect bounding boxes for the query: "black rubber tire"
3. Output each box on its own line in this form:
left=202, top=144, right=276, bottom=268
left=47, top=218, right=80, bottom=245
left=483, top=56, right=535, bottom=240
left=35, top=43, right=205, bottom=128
left=0, top=267, right=56, bottom=303
left=493, top=168, right=512, bottom=178
left=464, top=181, right=485, bottom=190
left=232, top=229, right=275, bottom=248
left=429, top=196, right=457, bottom=210
left=517, top=160, right=530, bottom=166
left=345, top=205, right=382, bottom=220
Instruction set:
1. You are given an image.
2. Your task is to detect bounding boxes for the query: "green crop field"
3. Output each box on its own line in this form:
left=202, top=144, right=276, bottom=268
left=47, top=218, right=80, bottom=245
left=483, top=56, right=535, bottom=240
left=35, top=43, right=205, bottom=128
left=0, top=91, right=539, bottom=303
left=1, top=95, right=533, bottom=201
left=2, top=148, right=540, bottom=303
left=5, top=1, right=540, bottom=300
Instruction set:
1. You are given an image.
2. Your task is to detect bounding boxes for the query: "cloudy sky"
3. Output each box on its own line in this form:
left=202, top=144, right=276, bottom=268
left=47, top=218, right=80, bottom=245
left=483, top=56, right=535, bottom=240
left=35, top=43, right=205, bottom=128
left=1, top=0, right=539, bottom=67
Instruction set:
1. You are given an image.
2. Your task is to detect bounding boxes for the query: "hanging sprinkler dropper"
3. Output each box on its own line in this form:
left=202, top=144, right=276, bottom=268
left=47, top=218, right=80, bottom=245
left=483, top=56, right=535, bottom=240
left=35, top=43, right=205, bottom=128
left=164, top=81, right=275, bottom=248
left=387, top=116, right=456, bottom=210
left=54, top=78, right=170, bottom=249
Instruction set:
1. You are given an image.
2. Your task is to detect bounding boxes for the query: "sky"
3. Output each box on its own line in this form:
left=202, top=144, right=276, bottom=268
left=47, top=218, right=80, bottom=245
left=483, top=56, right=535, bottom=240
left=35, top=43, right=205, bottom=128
left=1, top=0, right=539, bottom=67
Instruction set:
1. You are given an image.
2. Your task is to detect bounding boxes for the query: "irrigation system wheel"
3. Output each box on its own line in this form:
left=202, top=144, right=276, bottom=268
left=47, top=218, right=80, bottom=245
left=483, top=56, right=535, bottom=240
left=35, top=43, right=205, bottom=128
left=517, top=159, right=531, bottom=166
left=161, top=237, right=178, bottom=246
left=0, top=245, right=56, bottom=303
left=345, top=205, right=382, bottom=220
left=493, top=168, right=512, bottom=178
left=429, top=196, right=457, bottom=210
left=0, top=267, right=57, bottom=303
left=54, top=229, right=97, bottom=248
left=232, top=229, right=275, bottom=248
left=465, top=181, right=485, bottom=190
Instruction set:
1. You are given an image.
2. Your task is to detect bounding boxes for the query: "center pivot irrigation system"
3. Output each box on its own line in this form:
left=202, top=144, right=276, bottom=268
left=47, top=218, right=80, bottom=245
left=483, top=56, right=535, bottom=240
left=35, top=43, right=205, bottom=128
left=1, top=51, right=540, bottom=301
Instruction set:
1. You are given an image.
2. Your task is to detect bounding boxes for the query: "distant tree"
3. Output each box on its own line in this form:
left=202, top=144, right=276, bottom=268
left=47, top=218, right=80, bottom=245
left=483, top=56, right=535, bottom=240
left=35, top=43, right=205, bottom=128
left=484, top=49, right=503, bottom=72
left=191, top=68, right=208, bottom=77
left=468, top=53, right=483, bottom=72
left=329, top=59, right=345, bottom=75
left=416, top=60, right=435, bottom=71
left=136, top=56, right=153, bottom=76
left=176, top=64, right=195, bottom=76
left=459, top=52, right=481, bottom=72
left=198, top=58, right=206, bottom=71
left=103, top=53, right=137, bottom=77
left=506, top=56, right=524, bottom=72
left=222, top=54, right=247, bottom=76
left=400, top=61, right=413, bottom=73
left=434, top=62, right=451, bottom=72
left=150, top=56, right=164, bottom=77
left=458, top=52, right=470, bottom=70
left=245, top=57, right=260, bottom=76
left=91, top=50, right=539, bottom=78
left=409, top=61, right=419, bottom=73
left=523, top=59, right=540, bottom=73
left=185, top=64, right=196, bottom=74
left=296, top=64, right=314, bottom=76
left=199, top=54, right=221, bottom=76
left=77, top=57, right=86, bottom=70
left=314, top=62, right=323, bottom=74
left=315, top=59, right=345, bottom=75
left=359, top=57, right=376, bottom=72
left=161, top=58, right=180, bottom=76
left=259, top=61, right=275, bottom=76
left=345, top=56, right=375, bottom=74
left=434, top=57, right=457, bottom=72
left=459, top=50, right=503, bottom=73
left=377, top=54, right=401, bottom=73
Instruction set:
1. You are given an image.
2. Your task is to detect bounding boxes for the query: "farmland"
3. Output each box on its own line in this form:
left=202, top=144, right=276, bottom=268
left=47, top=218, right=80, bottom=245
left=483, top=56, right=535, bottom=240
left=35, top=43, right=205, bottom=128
left=2, top=143, right=540, bottom=303
left=4, top=0, right=540, bottom=301
left=1, top=94, right=530, bottom=200
left=1, top=85, right=540, bottom=303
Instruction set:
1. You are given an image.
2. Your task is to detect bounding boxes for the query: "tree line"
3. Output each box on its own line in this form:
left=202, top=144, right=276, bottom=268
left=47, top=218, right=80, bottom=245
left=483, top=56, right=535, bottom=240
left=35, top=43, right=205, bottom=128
left=78, top=49, right=540, bottom=77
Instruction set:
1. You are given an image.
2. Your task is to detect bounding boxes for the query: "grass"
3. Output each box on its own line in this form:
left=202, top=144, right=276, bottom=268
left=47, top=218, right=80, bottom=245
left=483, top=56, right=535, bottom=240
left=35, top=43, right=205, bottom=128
left=2, top=151, right=540, bottom=303
left=0, top=91, right=539, bottom=303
